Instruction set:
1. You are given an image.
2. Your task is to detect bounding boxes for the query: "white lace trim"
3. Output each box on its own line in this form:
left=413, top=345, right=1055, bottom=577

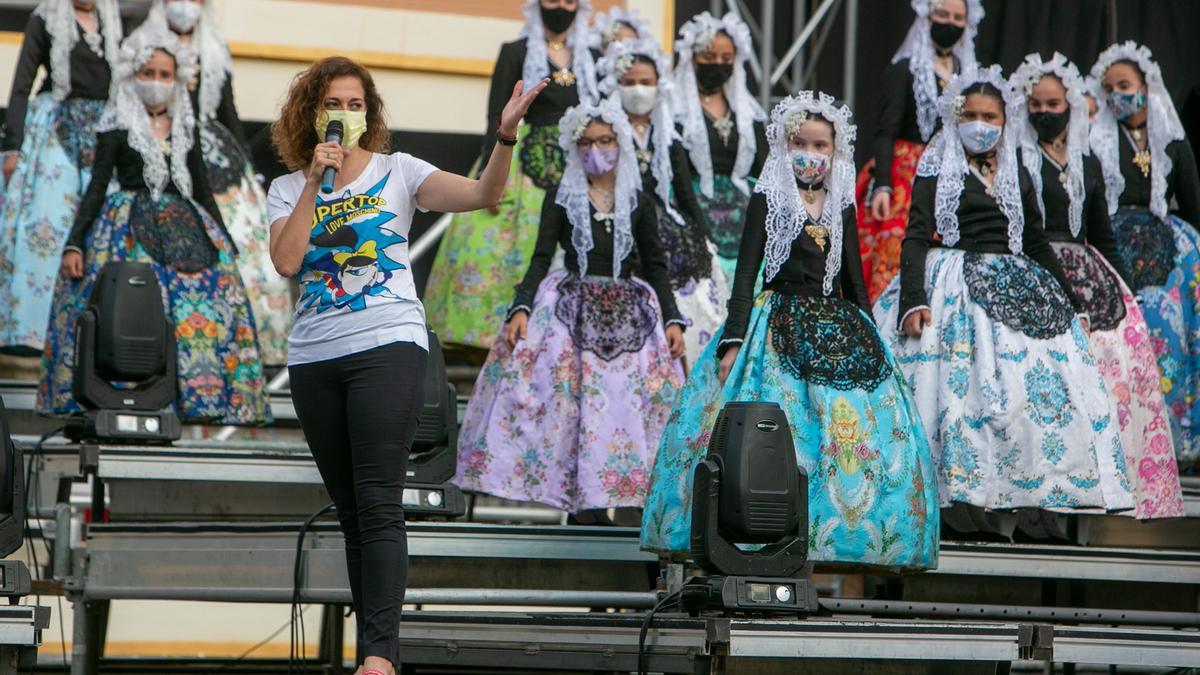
left=596, top=39, right=682, bottom=225
left=755, top=92, right=856, bottom=296
left=919, top=63, right=1026, bottom=253
left=96, top=23, right=197, bottom=200
left=891, top=0, right=984, bottom=142
left=145, top=0, right=233, bottom=121
left=671, top=11, right=766, bottom=198
left=1089, top=41, right=1186, bottom=220
left=587, top=6, right=654, bottom=50
left=518, top=0, right=598, bottom=103
left=1010, top=52, right=1089, bottom=238
left=34, top=0, right=123, bottom=102
left=556, top=97, right=642, bottom=279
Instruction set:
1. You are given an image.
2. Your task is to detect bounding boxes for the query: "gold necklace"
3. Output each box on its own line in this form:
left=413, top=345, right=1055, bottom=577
left=547, top=40, right=565, bottom=51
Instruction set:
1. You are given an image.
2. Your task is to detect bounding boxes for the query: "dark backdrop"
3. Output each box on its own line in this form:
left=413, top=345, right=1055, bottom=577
left=676, top=0, right=1200, bottom=164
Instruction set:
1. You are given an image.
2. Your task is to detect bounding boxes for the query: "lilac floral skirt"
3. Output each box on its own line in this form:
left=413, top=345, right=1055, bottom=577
left=454, top=269, right=685, bottom=511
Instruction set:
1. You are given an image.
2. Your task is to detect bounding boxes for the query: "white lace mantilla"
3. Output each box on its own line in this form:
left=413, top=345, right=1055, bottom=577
left=596, top=39, right=682, bottom=224
left=1010, top=52, right=1089, bottom=238
left=97, top=23, right=197, bottom=200
left=556, top=97, right=642, bottom=279
left=34, top=0, right=122, bottom=102
left=917, top=63, right=1026, bottom=254
left=1089, top=41, right=1186, bottom=220
left=587, top=6, right=653, bottom=50
left=891, top=0, right=984, bottom=142
left=671, top=11, right=766, bottom=198
left=518, top=0, right=599, bottom=104
left=142, top=0, right=233, bottom=121
left=755, top=91, right=856, bottom=295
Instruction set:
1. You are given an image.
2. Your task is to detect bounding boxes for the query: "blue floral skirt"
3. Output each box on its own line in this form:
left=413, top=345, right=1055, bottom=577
left=692, top=173, right=750, bottom=284
left=873, top=249, right=1134, bottom=513
left=1110, top=208, right=1200, bottom=466
left=641, top=291, right=940, bottom=572
left=0, top=95, right=105, bottom=354
left=37, top=190, right=271, bottom=425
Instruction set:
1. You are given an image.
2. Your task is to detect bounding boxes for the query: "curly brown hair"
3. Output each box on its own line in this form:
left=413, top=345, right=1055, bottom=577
left=271, top=56, right=390, bottom=171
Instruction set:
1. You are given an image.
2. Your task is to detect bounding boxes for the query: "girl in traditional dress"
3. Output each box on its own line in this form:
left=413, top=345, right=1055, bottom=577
left=1011, top=53, right=1183, bottom=519
left=455, top=98, right=685, bottom=513
left=672, top=11, right=767, bottom=283
left=588, top=5, right=653, bottom=50
left=856, top=0, right=982, bottom=301
left=874, top=64, right=1134, bottom=517
left=596, top=38, right=728, bottom=366
left=0, top=0, right=122, bottom=355
left=642, top=91, right=940, bottom=571
left=38, top=23, right=270, bottom=425
left=135, top=0, right=293, bottom=366
left=1090, top=42, right=1200, bottom=467
left=424, top=0, right=599, bottom=354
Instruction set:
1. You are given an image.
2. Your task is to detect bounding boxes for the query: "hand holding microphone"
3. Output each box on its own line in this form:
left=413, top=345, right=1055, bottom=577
left=308, top=119, right=345, bottom=192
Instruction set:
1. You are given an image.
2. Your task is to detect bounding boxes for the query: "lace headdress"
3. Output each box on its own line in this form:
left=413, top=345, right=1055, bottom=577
left=555, top=97, right=641, bottom=278
left=1010, top=52, right=1090, bottom=237
left=588, top=6, right=654, bottom=50
left=916, top=63, right=1026, bottom=254
left=755, top=92, right=856, bottom=294
left=672, top=11, right=766, bottom=198
left=1089, top=41, right=1186, bottom=220
left=34, top=0, right=123, bottom=101
left=96, top=23, right=198, bottom=200
left=891, top=0, right=983, bottom=142
left=596, top=38, right=682, bottom=224
left=519, top=0, right=599, bottom=104
left=142, top=0, right=233, bottom=121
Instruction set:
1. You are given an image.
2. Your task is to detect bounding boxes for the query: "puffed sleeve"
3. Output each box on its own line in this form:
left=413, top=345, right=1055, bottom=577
left=897, top=173, right=936, bottom=326
left=66, top=130, right=121, bottom=251
left=1019, top=168, right=1083, bottom=315
left=719, top=191, right=768, bottom=356
left=479, top=40, right=524, bottom=167
left=839, top=205, right=871, bottom=315
left=1081, top=155, right=1129, bottom=285
left=871, top=60, right=912, bottom=193
left=631, top=193, right=683, bottom=326
left=2, top=14, right=50, bottom=152
left=509, top=186, right=565, bottom=316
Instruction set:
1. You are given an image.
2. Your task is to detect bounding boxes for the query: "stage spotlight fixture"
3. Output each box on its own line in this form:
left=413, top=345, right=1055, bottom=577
left=68, top=262, right=181, bottom=444
left=403, top=330, right=465, bottom=519
left=684, top=402, right=819, bottom=615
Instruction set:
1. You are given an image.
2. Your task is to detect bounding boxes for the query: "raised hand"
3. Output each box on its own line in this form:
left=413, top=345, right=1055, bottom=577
left=498, top=78, right=550, bottom=137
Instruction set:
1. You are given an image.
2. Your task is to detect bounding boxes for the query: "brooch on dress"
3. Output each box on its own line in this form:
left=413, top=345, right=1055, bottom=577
left=1132, top=149, right=1151, bottom=177
left=552, top=68, right=576, bottom=87
left=711, top=112, right=734, bottom=146
left=804, top=223, right=829, bottom=248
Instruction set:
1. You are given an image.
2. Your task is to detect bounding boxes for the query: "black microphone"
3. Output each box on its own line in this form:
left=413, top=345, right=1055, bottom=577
left=319, top=119, right=344, bottom=194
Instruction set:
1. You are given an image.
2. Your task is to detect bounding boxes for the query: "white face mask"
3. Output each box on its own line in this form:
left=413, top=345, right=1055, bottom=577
left=164, top=0, right=204, bottom=33
left=619, top=84, right=658, bottom=116
left=958, top=120, right=1003, bottom=155
left=135, top=79, right=174, bottom=108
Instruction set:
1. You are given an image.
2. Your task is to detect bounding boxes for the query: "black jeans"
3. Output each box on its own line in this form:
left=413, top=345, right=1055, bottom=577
left=289, top=341, right=428, bottom=666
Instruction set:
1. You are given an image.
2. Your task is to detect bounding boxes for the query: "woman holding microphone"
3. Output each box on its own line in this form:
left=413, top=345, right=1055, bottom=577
left=266, top=56, right=545, bottom=675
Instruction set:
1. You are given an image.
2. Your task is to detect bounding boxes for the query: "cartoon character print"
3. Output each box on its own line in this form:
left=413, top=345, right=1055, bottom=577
left=300, top=172, right=408, bottom=313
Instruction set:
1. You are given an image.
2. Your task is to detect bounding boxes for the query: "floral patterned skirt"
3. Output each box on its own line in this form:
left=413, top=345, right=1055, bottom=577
left=0, top=94, right=106, bottom=355
left=855, top=139, right=923, bottom=302
left=653, top=199, right=729, bottom=368
left=424, top=123, right=563, bottom=351
left=37, top=190, right=271, bottom=425
left=873, top=249, right=1134, bottom=514
left=1050, top=242, right=1182, bottom=518
left=201, top=120, right=292, bottom=366
left=640, top=292, right=940, bottom=572
left=1110, top=208, right=1200, bottom=466
left=454, top=269, right=684, bottom=511
left=692, top=173, right=751, bottom=284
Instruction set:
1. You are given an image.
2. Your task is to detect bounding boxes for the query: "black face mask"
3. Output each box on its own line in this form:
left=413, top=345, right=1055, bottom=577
left=540, top=6, right=576, bottom=35
left=1029, top=111, right=1070, bottom=143
left=695, top=63, right=734, bottom=93
left=930, top=21, right=964, bottom=50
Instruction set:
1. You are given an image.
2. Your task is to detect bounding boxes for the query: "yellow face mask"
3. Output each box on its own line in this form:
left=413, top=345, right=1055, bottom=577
left=315, top=109, right=368, bottom=149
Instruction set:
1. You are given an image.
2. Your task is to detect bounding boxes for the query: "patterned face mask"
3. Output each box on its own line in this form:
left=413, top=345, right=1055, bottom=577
left=583, top=146, right=619, bottom=176
left=789, top=149, right=831, bottom=185
left=1107, top=90, right=1146, bottom=122
left=958, top=120, right=1002, bottom=155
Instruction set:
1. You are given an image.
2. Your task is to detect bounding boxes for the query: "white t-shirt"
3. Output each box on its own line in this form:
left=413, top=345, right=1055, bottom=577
left=267, top=151, right=438, bottom=366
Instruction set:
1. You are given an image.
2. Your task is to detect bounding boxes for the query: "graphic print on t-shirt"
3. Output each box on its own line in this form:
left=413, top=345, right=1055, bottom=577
left=300, top=171, right=408, bottom=313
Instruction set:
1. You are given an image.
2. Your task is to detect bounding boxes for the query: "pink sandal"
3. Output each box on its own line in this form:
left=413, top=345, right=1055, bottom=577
left=362, top=671, right=388, bottom=675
